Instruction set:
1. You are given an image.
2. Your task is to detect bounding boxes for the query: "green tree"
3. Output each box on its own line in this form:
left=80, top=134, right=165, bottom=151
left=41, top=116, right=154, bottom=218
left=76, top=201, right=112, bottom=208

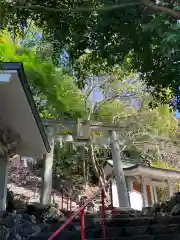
left=95, top=75, right=179, bottom=165
left=0, top=32, right=85, bottom=119
left=3, top=0, right=180, bottom=105
left=77, top=66, right=179, bottom=190
left=53, top=143, right=84, bottom=192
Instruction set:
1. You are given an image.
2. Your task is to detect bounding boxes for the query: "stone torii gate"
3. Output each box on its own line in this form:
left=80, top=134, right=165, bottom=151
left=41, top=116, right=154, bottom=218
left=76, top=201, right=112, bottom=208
left=42, top=119, right=129, bottom=208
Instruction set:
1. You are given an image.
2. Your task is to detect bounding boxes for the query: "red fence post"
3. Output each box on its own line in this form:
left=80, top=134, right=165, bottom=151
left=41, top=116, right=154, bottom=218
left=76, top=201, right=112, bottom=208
left=101, top=189, right=106, bottom=240
left=48, top=179, right=113, bottom=240
left=81, top=208, right=85, bottom=240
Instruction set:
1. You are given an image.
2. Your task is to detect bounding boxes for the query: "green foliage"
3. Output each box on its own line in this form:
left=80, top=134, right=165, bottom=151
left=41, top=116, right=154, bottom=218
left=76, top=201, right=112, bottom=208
left=53, top=144, right=83, bottom=185
left=151, top=161, right=180, bottom=172
left=4, top=0, right=180, bottom=105
left=21, top=22, right=59, bottom=63
left=93, top=100, right=126, bottom=122
left=21, top=23, right=42, bottom=49
left=95, top=74, right=179, bottom=164
left=120, top=103, right=179, bottom=162
left=81, top=67, right=179, bottom=176
left=0, top=32, right=85, bottom=118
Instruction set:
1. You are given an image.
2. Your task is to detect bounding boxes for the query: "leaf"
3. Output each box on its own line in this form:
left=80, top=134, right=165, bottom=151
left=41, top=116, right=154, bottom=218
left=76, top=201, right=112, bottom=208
left=173, top=5, right=180, bottom=11
left=0, top=31, right=85, bottom=119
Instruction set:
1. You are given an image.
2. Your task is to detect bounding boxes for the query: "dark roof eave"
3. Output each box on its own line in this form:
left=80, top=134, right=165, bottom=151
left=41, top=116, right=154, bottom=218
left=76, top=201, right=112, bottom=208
left=1, top=62, right=51, bottom=153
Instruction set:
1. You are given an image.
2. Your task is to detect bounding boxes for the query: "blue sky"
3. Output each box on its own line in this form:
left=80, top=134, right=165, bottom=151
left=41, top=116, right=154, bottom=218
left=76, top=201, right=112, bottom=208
left=176, top=110, right=180, bottom=118
left=92, top=89, right=104, bottom=104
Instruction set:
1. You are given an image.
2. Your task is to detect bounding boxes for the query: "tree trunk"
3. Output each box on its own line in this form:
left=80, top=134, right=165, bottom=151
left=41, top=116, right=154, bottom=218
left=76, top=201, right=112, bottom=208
left=85, top=150, right=89, bottom=183
left=89, top=144, right=106, bottom=189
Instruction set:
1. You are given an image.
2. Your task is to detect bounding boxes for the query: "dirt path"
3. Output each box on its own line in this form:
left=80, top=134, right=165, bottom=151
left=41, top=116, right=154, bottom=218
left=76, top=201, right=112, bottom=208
left=8, top=183, right=78, bottom=210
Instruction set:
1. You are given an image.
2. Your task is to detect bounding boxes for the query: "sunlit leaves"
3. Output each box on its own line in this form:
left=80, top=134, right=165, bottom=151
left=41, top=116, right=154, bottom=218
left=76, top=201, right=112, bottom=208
left=53, top=144, right=84, bottom=189
left=0, top=32, right=85, bottom=119
left=94, top=100, right=126, bottom=122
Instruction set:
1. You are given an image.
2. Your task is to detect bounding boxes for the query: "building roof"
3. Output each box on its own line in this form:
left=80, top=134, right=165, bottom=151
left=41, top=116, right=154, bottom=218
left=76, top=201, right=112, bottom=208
left=107, top=159, right=136, bottom=169
left=106, top=160, right=180, bottom=180
left=0, top=62, right=50, bottom=156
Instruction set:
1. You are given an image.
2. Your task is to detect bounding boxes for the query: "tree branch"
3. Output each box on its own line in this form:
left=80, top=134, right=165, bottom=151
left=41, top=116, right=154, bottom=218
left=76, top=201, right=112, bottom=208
left=8, top=2, right=141, bottom=13
left=8, top=0, right=180, bottom=20
left=142, top=0, right=180, bottom=20
left=23, top=20, right=32, bottom=39
left=84, top=76, right=109, bottom=102
left=94, top=77, right=139, bottom=113
left=5, top=0, right=180, bottom=20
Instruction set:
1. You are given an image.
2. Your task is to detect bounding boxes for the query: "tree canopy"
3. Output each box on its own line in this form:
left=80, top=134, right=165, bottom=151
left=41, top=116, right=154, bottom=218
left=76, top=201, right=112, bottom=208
left=91, top=75, right=179, bottom=162
left=76, top=69, right=179, bottom=186
left=0, top=32, right=85, bottom=119
left=3, top=0, right=180, bottom=106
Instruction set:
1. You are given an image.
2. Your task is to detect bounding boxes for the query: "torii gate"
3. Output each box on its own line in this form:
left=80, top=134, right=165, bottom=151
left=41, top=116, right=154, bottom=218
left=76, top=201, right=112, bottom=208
left=42, top=118, right=129, bottom=208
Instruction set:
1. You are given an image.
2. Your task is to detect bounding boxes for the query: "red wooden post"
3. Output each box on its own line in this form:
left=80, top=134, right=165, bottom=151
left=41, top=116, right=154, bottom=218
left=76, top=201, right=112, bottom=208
left=81, top=208, right=85, bottom=240
left=101, top=189, right=106, bottom=240
left=61, top=190, right=64, bottom=209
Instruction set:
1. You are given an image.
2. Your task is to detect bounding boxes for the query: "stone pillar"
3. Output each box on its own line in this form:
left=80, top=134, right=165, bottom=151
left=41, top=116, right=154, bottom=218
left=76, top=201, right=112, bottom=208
left=168, top=180, right=174, bottom=197
left=141, top=178, right=148, bottom=207
left=127, top=177, right=133, bottom=192
left=150, top=185, right=155, bottom=204
left=109, top=130, right=129, bottom=208
left=0, top=154, right=8, bottom=210
left=126, top=177, right=133, bottom=208
left=153, top=186, right=158, bottom=203
left=40, top=126, right=55, bottom=205
left=80, top=147, right=87, bottom=185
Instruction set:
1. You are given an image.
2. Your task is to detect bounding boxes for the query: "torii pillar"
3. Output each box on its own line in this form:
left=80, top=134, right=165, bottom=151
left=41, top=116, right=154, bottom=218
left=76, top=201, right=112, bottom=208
left=40, top=125, right=55, bottom=205
left=0, top=153, right=9, bottom=210
left=109, top=130, right=129, bottom=208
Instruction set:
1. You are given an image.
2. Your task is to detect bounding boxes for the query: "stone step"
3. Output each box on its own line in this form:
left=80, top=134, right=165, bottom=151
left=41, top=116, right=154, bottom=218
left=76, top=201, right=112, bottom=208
left=85, top=224, right=180, bottom=238
left=72, top=215, right=180, bottom=227
left=32, top=218, right=180, bottom=237
left=30, top=233, right=180, bottom=240
left=29, top=223, right=180, bottom=240
left=28, top=230, right=80, bottom=240
left=104, top=216, right=180, bottom=227
left=29, top=216, right=180, bottom=240
left=88, top=235, right=180, bottom=240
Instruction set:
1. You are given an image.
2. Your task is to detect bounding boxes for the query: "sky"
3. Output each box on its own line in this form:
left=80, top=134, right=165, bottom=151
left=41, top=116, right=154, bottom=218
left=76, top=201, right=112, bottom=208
left=92, top=89, right=104, bottom=104
left=176, top=110, right=180, bottom=118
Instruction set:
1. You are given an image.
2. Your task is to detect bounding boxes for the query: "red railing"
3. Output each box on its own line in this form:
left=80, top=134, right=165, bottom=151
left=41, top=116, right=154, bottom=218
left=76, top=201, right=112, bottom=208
left=48, top=181, right=114, bottom=240
left=60, top=191, right=72, bottom=212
